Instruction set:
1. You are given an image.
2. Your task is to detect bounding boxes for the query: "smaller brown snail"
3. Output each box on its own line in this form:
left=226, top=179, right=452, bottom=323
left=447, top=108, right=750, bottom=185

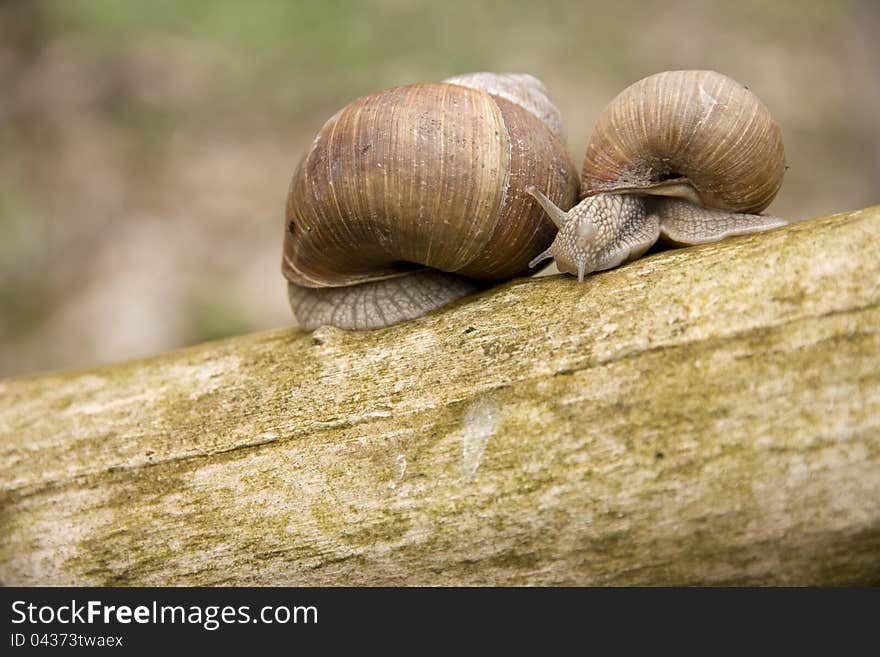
left=282, top=72, right=578, bottom=330
left=526, top=69, right=788, bottom=281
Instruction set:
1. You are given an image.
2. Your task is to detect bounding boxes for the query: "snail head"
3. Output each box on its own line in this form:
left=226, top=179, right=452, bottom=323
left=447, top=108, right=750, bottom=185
left=525, top=185, right=602, bottom=282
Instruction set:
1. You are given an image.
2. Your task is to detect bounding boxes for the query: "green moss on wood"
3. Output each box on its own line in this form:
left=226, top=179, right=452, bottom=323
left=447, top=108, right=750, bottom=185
left=1, top=207, right=879, bottom=585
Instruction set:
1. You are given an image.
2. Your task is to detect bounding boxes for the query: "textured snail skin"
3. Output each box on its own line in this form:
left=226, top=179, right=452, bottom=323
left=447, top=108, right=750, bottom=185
left=288, top=271, right=482, bottom=332
left=527, top=191, right=788, bottom=281
left=283, top=73, right=578, bottom=330
left=528, top=70, right=788, bottom=281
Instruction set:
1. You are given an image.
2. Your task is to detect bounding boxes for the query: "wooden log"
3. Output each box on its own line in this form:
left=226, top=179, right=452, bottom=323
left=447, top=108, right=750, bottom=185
left=1, top=207, right=879, bottom=585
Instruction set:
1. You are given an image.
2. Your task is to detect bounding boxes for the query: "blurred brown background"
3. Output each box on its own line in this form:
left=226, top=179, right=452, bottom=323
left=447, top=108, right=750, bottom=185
left=1, top=0, right=878, bottom=378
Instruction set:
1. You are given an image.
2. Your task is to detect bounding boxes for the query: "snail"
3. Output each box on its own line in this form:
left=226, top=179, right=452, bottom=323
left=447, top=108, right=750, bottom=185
left=526, top=69, right=788, bottom=281
left=282, top=73, right=579, bottom=330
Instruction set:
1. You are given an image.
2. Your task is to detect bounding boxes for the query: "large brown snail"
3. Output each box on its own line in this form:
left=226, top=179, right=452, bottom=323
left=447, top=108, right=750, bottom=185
left=526, top=69, right=787, bottom=281
left=282, top=69, right=786, bottom=331
left=282, top=73, right=579, bottom=330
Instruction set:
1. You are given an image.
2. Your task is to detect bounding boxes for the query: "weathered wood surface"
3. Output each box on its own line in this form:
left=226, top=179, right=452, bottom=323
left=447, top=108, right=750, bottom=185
left=1, top=207, right=879, bottom=586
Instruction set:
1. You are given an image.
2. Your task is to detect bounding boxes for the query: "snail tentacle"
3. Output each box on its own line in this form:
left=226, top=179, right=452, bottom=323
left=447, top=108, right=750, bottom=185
left=524, top=185, right=570, bottom=229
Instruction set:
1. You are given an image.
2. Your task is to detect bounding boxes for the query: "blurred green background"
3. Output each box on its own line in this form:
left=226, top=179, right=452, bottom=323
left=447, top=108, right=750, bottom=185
left=1, top=0, right=878, bottom=377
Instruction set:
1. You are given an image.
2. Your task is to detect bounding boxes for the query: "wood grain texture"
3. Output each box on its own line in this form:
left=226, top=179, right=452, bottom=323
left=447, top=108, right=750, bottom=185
left=2, top=207, right=879, bottom=586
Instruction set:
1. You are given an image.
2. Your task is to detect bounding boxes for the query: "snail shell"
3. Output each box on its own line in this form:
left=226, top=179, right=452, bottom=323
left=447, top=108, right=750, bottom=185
left=443, top=72, right=566, bottom=141
left=283, top=73, right=579, bottom=330
left=581, top=69, right=785, bottom=212
left=527, top=70, right=788, bottom=281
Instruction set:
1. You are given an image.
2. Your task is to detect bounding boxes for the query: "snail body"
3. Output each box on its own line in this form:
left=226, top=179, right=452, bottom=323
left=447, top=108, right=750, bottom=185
left=283, top=73, right=579, bottom=330
left=528, top=70, right=788, bottom=281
